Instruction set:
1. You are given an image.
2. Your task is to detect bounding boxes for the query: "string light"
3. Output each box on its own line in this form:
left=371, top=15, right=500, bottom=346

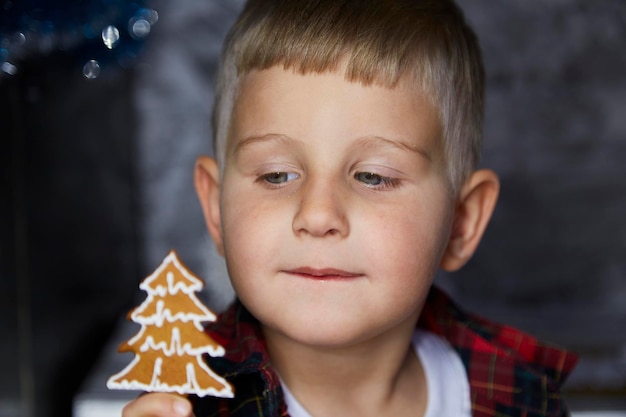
left=0, top=1, right=157, bottom=80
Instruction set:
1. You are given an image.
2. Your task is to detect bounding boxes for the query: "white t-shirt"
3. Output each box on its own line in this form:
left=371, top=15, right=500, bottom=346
left=281, top=329, right=472, bottom=417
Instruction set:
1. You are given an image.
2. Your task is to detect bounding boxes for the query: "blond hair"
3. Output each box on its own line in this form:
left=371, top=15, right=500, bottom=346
left=212, top=0, right=484, bottom=193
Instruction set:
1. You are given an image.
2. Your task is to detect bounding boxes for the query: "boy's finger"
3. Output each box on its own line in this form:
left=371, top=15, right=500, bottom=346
left=121, top=393, right=194, bottom=417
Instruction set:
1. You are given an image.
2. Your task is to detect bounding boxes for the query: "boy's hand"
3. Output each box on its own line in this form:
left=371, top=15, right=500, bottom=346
left=121, top=393, right=194, bottom=417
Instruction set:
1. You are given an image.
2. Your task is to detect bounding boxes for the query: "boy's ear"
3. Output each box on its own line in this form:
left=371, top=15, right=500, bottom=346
left=194, top=156, right=224, bottom=256
left=440, top=169, right=499, bottom=272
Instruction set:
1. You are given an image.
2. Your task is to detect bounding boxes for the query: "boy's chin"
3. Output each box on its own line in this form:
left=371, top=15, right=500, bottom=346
left=261, top=313, right=418, bottom=351
left=266, top=327, right=374, bottom=351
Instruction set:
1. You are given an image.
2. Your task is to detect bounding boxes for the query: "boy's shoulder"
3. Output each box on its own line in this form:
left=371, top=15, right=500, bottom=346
left=193, top=287, right=577, bottom=417
left=192, top=301, right=285, bottom=417
left=418, top=288, right=578, bottom=416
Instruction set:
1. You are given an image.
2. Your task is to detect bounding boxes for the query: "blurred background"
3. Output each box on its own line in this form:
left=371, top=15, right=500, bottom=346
left=1, top=1, right=625, bottom=416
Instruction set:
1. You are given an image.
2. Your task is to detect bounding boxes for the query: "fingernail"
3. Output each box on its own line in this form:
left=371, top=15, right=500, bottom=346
left=173, top=399, right=191, bottom=416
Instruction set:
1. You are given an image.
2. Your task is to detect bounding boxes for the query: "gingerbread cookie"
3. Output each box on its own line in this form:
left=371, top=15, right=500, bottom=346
left=107, top=250, right=234, bottom=398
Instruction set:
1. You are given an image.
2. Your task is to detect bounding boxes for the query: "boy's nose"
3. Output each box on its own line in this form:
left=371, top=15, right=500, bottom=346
left=292, top=178, right=349, bottom=238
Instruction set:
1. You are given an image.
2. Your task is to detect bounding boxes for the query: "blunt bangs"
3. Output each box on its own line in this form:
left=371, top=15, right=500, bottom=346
left=213, top=0, right=484, bottom=193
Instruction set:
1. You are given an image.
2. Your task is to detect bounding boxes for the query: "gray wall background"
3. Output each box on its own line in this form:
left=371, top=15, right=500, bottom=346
left=1, top=1, right=625, bottom=416
left=448, top=0, right=626, bottom=402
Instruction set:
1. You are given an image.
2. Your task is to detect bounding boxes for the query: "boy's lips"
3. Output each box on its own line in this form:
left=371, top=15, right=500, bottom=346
left=282, top=267, right=363, bottom=280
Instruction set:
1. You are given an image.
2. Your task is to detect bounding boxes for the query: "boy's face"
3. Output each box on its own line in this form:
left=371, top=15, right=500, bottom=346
left=209, top=66, right=458, bottom=348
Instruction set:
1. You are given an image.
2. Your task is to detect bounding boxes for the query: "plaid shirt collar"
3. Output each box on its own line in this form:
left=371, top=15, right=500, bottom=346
left=198, top=286, right=577, bottom=417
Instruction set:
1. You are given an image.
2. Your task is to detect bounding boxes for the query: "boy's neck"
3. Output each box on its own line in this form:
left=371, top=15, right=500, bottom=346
left=262, top=315, right=427, bottom=417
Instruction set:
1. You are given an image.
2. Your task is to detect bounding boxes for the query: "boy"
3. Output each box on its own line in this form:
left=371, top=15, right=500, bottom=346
left=123, top=0, right=577, bottom=416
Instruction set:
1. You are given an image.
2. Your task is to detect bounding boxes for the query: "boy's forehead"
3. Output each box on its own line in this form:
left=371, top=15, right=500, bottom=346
left=227, top=65, right=444, bottom=159
left=235, top=64, right=435, bottom=113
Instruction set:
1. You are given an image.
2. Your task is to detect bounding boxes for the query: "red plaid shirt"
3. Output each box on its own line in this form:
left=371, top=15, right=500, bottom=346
left=192, top=286, right=577, bottom=417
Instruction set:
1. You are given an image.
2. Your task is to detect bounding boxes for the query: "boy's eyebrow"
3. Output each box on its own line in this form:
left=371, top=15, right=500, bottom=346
left=355, top=136, right=432, bottom=162
left=232, top=133, right=295, bottom=154
left=233, top=133, right=431, bottom=161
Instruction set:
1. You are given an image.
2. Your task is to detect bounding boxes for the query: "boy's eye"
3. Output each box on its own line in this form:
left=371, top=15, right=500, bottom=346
left=356, top=172, right=383, bottom=186
left=260, top=172, right=299, bottom=184
left=354, top=172, right=400, bottom=189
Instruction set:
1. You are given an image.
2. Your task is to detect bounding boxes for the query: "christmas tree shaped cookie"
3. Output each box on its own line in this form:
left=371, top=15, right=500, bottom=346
left=107, top=250, right=233, bottom=398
